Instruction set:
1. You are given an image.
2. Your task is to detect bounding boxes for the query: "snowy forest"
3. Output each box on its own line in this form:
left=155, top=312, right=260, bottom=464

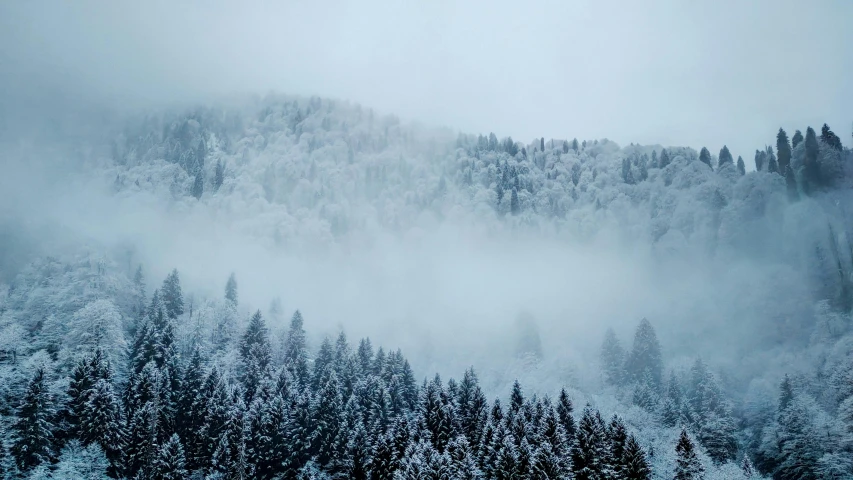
left=0, top=93, right=852, bottom=480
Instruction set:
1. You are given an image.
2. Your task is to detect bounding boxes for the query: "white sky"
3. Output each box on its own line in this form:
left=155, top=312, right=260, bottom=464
left=1, top=0, right=851, bottom=158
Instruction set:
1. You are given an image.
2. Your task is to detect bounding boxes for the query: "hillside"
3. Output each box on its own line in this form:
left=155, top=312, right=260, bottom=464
left=0, top=94, right=852, bottom=479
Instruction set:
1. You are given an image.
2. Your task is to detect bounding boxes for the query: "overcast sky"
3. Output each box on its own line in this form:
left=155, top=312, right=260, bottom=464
left=1, top=0, right=851, bottom=158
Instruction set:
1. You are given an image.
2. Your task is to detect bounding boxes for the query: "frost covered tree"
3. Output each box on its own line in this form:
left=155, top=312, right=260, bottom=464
left=625, top=318, right=662, bottom=386
left=225, top=272, right=238, bottom=305
left=283, top=310, right=309, bottom=387
left=160, top=269, right=184, bottom=319
left=699, top=147, right=712, bottom=169
left=11, top=367, right=55, bottom=472
left=153, top=433, right=187, bottom=480
left=674, top=429, right=704, bottom=480
left=600, top=328, right=626, bottom=386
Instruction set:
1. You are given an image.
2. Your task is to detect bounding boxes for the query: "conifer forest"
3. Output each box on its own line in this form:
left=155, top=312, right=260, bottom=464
left=1, top=1, right=852, bottom=479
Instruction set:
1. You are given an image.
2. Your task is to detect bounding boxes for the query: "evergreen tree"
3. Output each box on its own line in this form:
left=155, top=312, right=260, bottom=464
left=356, top=337, right=374, bottom=376
left=310, top=372, right=343, bottom=467
left=510, top=187, right=520, bottom=215
left=211, top=392, right=250, bottom=479
left=225, top=272, right=238, bottom=305
left=741, top=455, right=755, bottom=478
left=312, top=336, right=335, bottom=390
left=698, top=147, right=712, bottom=169
left=284, top=310, right=310, bottom=387
left=509, top=380, right=524, bottom=417
left=767, top=146, right=779, bottom=174
left=777, top=128, right=792, bottom=174
left=792, top=129, right=804, bottom=149
left=661, top=371, right=685, bottom=428
left=754, top=150, right=765, bottom=172
left=160, top=269, right=184, bottom=320
left=176, top=349, right=204, bottom=444
left=820, top=123, right=843, bottom=151
left=717, top=146, right=733, bottom=169
left=674, top=429, right=704, bottom=480
left=572, top=405, right=610, bottom=480
left=736, top=156, right=745, bottom=176
left=247, top=392, right=288, bottom=480
left=11, top=367, right=55, bottom=472
left=600, top=328, right=625, bottom=386
left=804, top=126, right=820, bottom=191
left=240, top=310, right=272, bottom=404
left=608, top=415, right=628, bottom=475
left=80, top=378, right=124, bottom=475
left=154, top=433, right=188, bottom=480
left=622, top=435, right=651, bottom=479
left=213, top=159, right=225, bottom=191
left=785, top=165, right=799, bottom=201
left=659, top=149, right=671, bottom=168
left=778, top=374, right=794, bottom=412
left=556, top=388, right=576, bottom=442
left=191, top=173, right=204, bottom=199
left=625, top=318, right=663, bottom=386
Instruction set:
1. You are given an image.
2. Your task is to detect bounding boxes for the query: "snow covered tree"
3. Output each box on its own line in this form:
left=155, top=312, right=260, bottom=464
left=213, top=159, right=225, bottom=191
left=820, top=123, right=843, bottom=151
left=777, top=128, right=792, bottom=175
left=80, top=378, right=124, bottom=475
left=160, top=269, right=184, bottom=320
left=153, top=433, right=187, bottom=480
left=240, top=310, right=272, bottom=404
left=622, top=434, right=651, bottom=480
left=556, top=388, right=576, bottom=442
left=11, top=367, right=55, bottom=472
left=717, top=146, right=733, bottom=169
left=225, top=272, right=238, bottom=305
left=792, top=129, right=804, bottom=149
left=309, top=372, right=343, bottom=467
left=625, top=318, right=662, bottom=386
left=572, top=405, right=610, bottom=479
left=283, top=310, right=309, bottom=387
left=674, top=429, right=704, bottom=480
left=699, top=147, right=712, bottom=169
left=600, top=328, right=626, bottom=386
left=737, top=156, right=745, bottom=176
left=210, top=392, right=250, bottom=479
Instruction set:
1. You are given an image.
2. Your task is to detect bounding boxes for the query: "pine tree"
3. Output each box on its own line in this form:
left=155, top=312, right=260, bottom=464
left=80, top=378, right=124, bottom=475
left=572, top=405, right=610, bottom=480
left=736, top=156, right=745, bottom=176
left=698, top=147, right=712, bottom=169
left=509, top=380, right=524, bottom=417
left=240, top=310, right=272, bottom=404
left=625, top=318, right=663, bottom=386
left=600, top=328, right=625, bottom=386
left=11, top=367, right=55, bottom=472
left=312, top=336, right=335, bottom=390
left=161, top=269, right=184, bottom=319
left=608, top=415, right=628, bottom=475
left=659, top=149, right=671, bottom=168
left=661, top=371, right=684, bottom=428
left=803, top=126, right=820, bottom=191
left=792, top=129, right=804, bottom=149
left=785, top=165, right=799, bottom=201
left=717, top=146, right=733, bottom=169
left=211, top=392, right=251, bottom=479
left=556, top=389, right=576, bottom=442
left=310, top=372, right=343, bottom=467
left=191, top=173, right=204, bottom=199
left=778, top=374, right=794, bottom=413
left=674, top=429, right=704, bottom=480
left=622, top=435, right=651, bottom=480
left=214, top=159, right=225, bottom=191
left=510, top=187, right=520, bottom=215
left=176, top=348, right=204, bottom=444
left=741, top=455, right=755, bottom=478
left=247, top=392, right=288, bottom=480
left=776, top=128, right=792, bottom=175
left=753, top=150, right=765, bottom=172
left=820, top=123, right=843, bottom=151
left=284, top=310, right=310, bottom=387
left=356, top=337, right=374, bottom=375
left=154, top=433, right=188, bottom=480
left=225, top=272, right=238, bottom=305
